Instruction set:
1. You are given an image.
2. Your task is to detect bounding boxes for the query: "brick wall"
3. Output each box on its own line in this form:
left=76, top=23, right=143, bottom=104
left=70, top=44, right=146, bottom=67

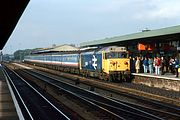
left=133, top=75, right=180, bottom=91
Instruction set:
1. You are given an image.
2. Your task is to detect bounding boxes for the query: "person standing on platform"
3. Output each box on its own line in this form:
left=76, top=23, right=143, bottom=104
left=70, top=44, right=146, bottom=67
left=174, top=57, right=179, bottom=77
left=165, top=57, right=169, bottom=73
left=153, top=57, right=156, bottom=73
left=155, top=56, right=161, bottom=75
left=148, top=57, right=153, bottom=73
left=161, top=57, right=165, bottom=75
left=132, top=57, right=136, bottom=73
left=135, top=57, right=140, bottom=73
left=143, top=57, right=148, bottom=73
left=140, top=57, right=144, bottom=73
left=130, top=56, right=133, bottom=73
left=169, top=57, right=174, bottom=74
left=130, top=57, right=136, bottom=73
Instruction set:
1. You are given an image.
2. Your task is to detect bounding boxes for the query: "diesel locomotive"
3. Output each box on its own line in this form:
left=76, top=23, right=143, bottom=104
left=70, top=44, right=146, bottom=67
left=24, top=46, right=131, bottom=81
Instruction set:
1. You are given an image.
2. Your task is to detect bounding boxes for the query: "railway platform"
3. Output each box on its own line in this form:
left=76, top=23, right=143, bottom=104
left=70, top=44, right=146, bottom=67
left=132, top=73, right=180, bottom=91
left=0, top=65, right=19, bottom=120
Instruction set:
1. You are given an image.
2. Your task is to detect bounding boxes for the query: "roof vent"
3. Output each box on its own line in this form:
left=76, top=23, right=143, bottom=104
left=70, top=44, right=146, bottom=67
left=142, top=28, right=151, bottom=32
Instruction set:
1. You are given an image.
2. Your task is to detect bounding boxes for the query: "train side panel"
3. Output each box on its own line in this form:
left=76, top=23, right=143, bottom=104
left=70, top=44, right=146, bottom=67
left=81, top=52, right=102, bottom=71
left=60, top=54, right=79, bottom=68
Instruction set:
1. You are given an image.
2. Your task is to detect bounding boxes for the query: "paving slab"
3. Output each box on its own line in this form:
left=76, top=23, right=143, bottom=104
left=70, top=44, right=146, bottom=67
left=0, top=67, right=19, bottom=120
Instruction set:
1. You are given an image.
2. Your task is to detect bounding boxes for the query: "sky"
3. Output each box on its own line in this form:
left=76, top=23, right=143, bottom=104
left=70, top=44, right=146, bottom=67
left=3, top=0, right=180, bottom=54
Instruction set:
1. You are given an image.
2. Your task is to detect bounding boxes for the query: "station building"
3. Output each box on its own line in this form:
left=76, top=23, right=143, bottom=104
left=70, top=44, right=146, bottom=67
left=31, top=44, right=79, bottom=54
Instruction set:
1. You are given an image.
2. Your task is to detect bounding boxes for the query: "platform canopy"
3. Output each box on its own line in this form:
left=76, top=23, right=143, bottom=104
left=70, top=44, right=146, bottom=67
left=80, top=25, right=180, bottom=47
left=0, top=0, right=30, bottom=50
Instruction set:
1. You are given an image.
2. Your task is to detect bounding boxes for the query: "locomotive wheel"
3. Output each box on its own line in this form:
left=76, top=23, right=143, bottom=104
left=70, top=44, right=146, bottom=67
left=125, top=74, right=131, bottom=82
left=102, top=73, right=108, bottom=81
left=109, top=74, right=114, bottom=82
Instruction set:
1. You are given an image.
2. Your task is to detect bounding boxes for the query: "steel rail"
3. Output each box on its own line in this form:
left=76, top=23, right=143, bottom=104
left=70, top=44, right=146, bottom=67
left=19, top=62, right=180, bottom=108
left=111, top=97, right=180, bottom=119
left=16, top=68, right=126, bottom=120
left=3, top=66, right=71, bottom=120
left=11, top=63, right=180, bottom=119
left=3, top=67, right=33, bottom=120
left=22, top=67, right=164, bottom=120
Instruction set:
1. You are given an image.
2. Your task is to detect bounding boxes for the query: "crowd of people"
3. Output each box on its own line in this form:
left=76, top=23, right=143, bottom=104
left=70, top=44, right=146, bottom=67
left=130, top=56, right=179, bottom=77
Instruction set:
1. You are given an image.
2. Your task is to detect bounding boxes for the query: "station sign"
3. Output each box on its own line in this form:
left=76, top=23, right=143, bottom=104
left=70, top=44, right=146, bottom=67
left=138, top=43, right=154, bottom=51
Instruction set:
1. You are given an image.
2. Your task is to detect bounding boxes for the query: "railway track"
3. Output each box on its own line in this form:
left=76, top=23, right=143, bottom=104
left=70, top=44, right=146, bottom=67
left=7, top=63, right=180, bottom=120
left=21, top=62, right=180, bottom=106
left=18, top=63, right=179, bottom=110
left=3, top=65, right=71, bottom=120
left=4, top=64, right=124, bottom=120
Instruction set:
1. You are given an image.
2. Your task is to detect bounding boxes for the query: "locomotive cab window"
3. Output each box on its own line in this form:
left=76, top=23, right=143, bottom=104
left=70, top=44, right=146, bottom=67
left=105, top=52, right=127, bottom=59
left=119, top=52, right=127, bottom=58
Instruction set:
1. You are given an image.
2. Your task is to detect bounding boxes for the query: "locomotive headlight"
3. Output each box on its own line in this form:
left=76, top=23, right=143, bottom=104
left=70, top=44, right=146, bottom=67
left=124, top=61, right=128, bottom=65
left=110, top=61, right=115, bottom=65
